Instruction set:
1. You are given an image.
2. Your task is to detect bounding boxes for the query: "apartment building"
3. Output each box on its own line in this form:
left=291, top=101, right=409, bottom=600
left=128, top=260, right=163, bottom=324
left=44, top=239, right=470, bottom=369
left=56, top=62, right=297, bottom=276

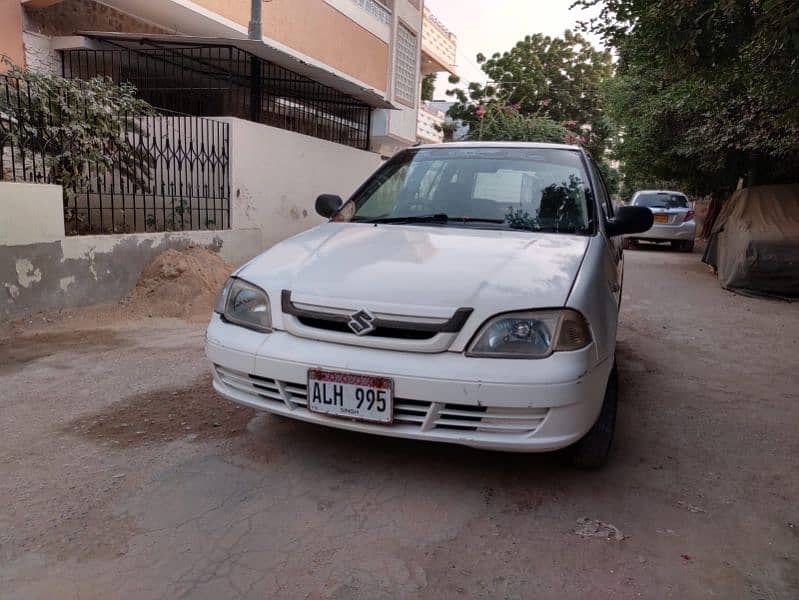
left=417, top=101, right=446, bottom=144
left=417, top=3, right=457, bottom=144
left=0, top=0, right=457, bottom=154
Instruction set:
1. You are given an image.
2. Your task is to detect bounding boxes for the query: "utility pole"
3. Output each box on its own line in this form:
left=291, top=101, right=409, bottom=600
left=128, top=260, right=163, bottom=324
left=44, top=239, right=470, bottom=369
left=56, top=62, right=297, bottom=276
left=248, top=0, right=262, bottom=40
left=248, top=0, right=263, bottom=122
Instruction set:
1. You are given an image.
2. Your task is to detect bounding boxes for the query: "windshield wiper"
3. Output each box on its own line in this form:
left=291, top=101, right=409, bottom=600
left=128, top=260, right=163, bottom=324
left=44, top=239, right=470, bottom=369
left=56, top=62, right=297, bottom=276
left=357, top=214, right=510, bottom=225
left=359, top=213, right=451, bottom=224
left=446, top=217, right=507, bottom=224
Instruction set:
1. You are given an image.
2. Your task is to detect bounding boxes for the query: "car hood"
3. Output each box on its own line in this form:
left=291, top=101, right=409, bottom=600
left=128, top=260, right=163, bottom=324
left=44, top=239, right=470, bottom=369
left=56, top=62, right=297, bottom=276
left=238, top=223, right=589, bottom=316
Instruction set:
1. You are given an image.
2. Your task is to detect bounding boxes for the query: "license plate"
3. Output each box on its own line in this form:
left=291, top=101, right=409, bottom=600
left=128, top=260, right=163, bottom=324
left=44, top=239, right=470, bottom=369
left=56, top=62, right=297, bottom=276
left=654, top=214, right=668, bottom=223
left=307, top=369, right=393, bottom=424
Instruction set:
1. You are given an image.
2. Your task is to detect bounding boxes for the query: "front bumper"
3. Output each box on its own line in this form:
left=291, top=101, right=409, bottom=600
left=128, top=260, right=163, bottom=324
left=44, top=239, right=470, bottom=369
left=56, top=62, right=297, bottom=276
left=629, top=220, right=696, bottom=242
left=206, top=315, right=612, bottom=452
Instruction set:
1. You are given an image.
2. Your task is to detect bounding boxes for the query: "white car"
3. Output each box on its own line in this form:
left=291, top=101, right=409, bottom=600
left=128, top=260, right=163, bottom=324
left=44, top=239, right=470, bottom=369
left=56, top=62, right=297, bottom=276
left=625, top=190, right=696, bottom=251
left=206, top=143, right=653, bottom=468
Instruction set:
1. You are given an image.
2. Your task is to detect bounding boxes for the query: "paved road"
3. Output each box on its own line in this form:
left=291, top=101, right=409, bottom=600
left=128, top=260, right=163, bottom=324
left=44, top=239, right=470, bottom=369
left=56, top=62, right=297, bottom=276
left=1, top=246, right=798, bottom=599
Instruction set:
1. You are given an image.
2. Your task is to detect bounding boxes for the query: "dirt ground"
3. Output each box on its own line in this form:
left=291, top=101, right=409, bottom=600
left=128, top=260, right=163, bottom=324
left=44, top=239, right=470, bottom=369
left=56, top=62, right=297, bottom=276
left=1, top=246, right=797, bottom=599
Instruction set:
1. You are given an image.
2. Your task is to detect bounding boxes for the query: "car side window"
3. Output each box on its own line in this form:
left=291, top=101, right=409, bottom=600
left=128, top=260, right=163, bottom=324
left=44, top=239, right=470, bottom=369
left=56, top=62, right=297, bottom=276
left=591, top=161, right=614, bottom=219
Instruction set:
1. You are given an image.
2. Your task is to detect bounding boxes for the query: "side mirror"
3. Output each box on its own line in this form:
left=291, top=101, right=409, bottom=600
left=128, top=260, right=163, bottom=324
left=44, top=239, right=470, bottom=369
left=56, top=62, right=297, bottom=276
left=605, top=206, right=654, bottom=237
left=315, top=194, right=343, bottom=218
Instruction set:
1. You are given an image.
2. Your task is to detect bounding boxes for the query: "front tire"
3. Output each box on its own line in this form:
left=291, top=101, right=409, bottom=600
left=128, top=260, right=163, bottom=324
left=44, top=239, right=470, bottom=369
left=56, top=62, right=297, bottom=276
left=567, top=363, right=618, bottom=469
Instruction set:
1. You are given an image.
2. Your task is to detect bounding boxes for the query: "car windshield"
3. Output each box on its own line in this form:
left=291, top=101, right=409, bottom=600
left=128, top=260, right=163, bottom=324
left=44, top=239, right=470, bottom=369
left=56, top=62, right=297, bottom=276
left=340, top=147, right=594, bottom=234
left=635, top=193, right=688, bottom=209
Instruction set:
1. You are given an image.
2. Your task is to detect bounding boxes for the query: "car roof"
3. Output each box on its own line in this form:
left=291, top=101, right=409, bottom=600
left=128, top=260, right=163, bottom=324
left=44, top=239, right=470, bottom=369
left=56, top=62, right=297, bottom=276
left=413, top=141, right=583, bottom=151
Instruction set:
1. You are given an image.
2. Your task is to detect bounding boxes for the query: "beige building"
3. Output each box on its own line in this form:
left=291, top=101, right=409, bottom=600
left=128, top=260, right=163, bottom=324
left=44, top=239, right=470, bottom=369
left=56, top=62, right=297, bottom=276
left=417, top=3, right=457, bottom=144
left=1, top=0, right=457, bottom=154
left=417, top=100, right=446, bottom=144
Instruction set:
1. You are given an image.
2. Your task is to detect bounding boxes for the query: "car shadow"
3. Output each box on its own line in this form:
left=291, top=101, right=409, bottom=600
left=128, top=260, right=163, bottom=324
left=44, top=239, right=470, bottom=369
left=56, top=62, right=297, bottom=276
left=628, top=241, right=683, bottom=253
left=238, top=407, right=625, bottom=494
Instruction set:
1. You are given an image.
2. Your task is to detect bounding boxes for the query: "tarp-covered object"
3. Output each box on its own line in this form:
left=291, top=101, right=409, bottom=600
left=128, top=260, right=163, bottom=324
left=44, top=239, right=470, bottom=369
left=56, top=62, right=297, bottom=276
left=703, top=184, right=799, bottom=298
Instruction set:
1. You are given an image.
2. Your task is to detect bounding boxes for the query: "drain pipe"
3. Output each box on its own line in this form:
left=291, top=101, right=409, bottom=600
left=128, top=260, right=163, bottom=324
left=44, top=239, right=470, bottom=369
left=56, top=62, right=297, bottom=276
left=248, top=0, right=262, bottom=40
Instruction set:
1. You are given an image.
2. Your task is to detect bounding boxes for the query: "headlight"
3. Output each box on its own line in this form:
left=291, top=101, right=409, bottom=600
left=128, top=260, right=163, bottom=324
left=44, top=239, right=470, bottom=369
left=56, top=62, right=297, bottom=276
left=214, top=278, right=272, bottom=332
left=467, top=309, right=591, bottom=358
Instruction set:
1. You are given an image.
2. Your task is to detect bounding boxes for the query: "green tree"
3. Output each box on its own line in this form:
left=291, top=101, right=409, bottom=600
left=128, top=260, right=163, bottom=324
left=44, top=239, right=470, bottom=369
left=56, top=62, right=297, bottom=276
left=574, top=0, right=799, bottom=195
left=421, top=73, right=436, bottom=102
left=434, top=120, right=459, bottom=142
left=446, top=30, right=614, bottom=157
left=464, top=103, right=575, bottom=145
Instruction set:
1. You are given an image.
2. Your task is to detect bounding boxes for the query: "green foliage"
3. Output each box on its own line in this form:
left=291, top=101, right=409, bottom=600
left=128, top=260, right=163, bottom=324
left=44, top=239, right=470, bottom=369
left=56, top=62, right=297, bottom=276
left=597, top=160, right=621, bottom=199
left=464, top=103, right=576, bottom=144
left=574, top=0, right=799, bottom=194
left=434, top=120, right=459, bottom=142
left=0, top=58, right=155, bottom=206
left=421, top=73, right=436, bottom=102
left=446, top=31, right=614, bottom=157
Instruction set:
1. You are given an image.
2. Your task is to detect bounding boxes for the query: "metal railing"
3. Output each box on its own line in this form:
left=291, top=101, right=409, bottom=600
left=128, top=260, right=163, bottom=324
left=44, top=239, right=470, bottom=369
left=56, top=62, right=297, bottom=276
left=0, top=73, right=230, bottom=235
left=62, top=43, right=372, bottom=150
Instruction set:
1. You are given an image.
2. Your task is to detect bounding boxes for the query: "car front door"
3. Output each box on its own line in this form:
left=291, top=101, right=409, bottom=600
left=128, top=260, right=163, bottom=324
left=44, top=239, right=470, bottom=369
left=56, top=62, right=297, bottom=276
left=591, top=161, right=623, bottom=307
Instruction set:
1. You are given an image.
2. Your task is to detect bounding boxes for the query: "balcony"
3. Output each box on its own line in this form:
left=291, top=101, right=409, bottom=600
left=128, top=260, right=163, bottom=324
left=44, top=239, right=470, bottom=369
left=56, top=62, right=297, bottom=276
left=417, top=102, right=445, bottom=144
left=421, top=6, right=457, bottom=76
left=349, top=0, right=392, bottom=26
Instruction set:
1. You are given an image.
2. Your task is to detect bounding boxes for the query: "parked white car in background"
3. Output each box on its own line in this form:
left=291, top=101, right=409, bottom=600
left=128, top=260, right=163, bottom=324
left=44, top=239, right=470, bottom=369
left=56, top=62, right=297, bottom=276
left=206, top=143, right=653, bottom=468
left=625, top=190, right=696, bottom=251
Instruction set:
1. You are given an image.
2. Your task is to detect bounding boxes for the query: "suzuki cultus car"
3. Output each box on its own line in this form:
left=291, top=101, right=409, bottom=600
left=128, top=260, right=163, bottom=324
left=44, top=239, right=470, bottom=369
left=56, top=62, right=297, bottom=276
left=206, top=143, right=652, bottom=468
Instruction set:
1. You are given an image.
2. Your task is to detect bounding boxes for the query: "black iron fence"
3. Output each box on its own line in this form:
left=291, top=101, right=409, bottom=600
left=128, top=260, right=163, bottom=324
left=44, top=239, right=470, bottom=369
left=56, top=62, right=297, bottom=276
left=0, top=73, right=230, bottom=235
left=62, top=44, right=372, bottom=150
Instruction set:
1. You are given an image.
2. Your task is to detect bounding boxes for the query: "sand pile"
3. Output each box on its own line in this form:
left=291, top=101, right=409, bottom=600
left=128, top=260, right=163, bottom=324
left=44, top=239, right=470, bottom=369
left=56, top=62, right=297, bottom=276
left=124, top=247, right=233, bottom=320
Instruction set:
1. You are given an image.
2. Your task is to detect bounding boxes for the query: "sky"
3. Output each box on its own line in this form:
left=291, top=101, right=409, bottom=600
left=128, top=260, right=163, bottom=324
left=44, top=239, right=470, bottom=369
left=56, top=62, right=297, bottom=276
left=424, top=0, right=605, bottom=99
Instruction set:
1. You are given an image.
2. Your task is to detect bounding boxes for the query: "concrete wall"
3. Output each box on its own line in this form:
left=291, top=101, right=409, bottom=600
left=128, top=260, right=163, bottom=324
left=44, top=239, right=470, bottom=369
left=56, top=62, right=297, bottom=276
left=322, top=0, right=391, bottom=42
left=0, top=226, right=261, bottom=319
left=223, top=117, right=383, bottom=250
left=0, top=182, right=262, bottom=319
left=0, top=118, right=383, bottom=320
left=23, top=0, right=168, bottom=37
left=0, top=183, right=64, bottom=245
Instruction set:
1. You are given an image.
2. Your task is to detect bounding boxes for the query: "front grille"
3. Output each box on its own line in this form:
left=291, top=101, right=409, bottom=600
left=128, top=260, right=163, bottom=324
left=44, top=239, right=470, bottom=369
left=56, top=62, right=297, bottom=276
left=281, top=290, right=473, bottom=342
left=296, top=316, right=437, bottom=340
left=215, top=366, right=548, bottom=437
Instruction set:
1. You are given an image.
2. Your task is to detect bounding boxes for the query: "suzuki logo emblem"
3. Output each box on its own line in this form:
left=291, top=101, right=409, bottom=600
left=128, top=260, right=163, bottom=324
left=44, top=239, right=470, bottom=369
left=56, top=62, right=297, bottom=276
left=348, top=309, right=376, bottom=336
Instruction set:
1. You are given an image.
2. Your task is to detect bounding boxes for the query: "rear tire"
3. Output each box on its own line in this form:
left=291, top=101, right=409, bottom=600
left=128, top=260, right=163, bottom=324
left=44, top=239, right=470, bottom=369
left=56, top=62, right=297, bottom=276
left=671, top=240, right=694, bottom=252
left=567, top=363, right=618, bottom=469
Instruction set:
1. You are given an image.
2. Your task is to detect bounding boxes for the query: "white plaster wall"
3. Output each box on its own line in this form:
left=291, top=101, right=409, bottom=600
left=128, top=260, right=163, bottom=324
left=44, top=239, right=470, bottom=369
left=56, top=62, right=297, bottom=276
left=58, top=228, right=262, bottom=268
left=22, top=31, right=60, bottom=74
left=221, top=118, right=383, bottom=250
left=0, top=182, right=64, bottom=245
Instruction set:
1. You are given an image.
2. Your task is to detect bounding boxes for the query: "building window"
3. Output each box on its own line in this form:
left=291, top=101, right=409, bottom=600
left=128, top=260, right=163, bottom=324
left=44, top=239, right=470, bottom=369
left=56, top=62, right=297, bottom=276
left=394, top=23, right=418, bottom=105
left=351, top=0, right=392, bottom=25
